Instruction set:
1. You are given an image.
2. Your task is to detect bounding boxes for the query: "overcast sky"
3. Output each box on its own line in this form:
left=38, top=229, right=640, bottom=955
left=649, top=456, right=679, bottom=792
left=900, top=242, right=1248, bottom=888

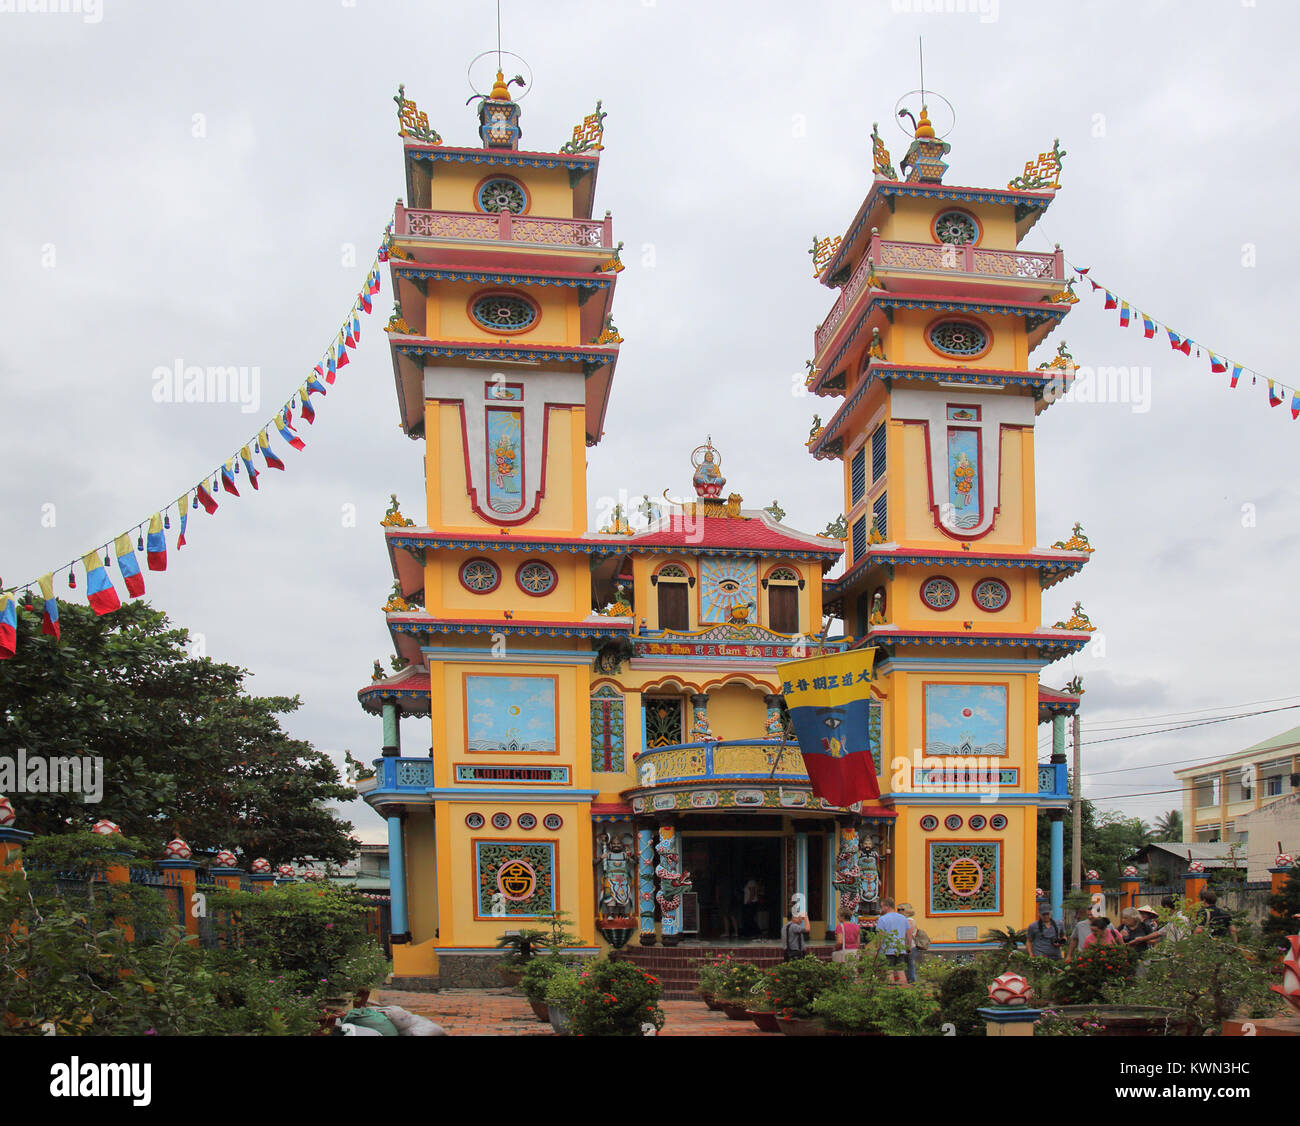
left=2, top=0, right=1297, bottom=845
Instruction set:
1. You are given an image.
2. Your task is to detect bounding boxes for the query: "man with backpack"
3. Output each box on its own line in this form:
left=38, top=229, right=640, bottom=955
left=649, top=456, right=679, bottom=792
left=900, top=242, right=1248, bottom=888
left=1024, top=903, right=1066, bottom=959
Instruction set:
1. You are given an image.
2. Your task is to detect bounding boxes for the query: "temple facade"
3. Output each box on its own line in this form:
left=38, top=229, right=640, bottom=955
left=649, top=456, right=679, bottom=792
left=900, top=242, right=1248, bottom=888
left=357, top=82, right=1088, bottom=987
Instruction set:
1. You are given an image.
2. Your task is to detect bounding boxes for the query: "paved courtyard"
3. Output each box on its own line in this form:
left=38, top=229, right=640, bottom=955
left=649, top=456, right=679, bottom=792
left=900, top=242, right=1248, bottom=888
left=373, top=987, right=767, bottom=1036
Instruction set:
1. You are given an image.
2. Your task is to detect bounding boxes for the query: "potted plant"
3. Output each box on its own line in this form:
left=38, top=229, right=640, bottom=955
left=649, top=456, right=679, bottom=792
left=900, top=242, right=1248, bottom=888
left=519, top=956, right=572, bottom=1022
left=694, top=955, right=731, bottom=1009
left=743, top=975, right=781, bottom=1033
left=764, top=956, right=848, bottom=1035
left=496, top=910, right=580, bottom=988
left=548, top=958, right=666, bottom=1036
left=543, top=964, right=584, bottom=1036
left=717, top=960, right=765, bottom=1021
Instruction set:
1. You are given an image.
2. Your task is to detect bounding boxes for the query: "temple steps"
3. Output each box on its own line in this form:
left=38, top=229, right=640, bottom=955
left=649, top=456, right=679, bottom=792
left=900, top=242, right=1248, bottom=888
left=615, top=943, right=835, bottom=1000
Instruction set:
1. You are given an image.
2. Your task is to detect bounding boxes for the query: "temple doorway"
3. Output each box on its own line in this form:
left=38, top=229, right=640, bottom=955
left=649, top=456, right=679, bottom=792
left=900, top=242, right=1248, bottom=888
left=683, top=835, right=783, bottom=940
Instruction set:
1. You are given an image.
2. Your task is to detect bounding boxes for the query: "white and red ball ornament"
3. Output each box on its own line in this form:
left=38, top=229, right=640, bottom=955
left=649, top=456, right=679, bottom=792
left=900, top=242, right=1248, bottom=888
left=1275, top=853, right=1296, bottom=869
left=213, top=849, right=239, bottom=868
left=91, top=819, right=121, bottom=836
left=1188, top=861, right=1206, bottom=874
left=1085, top=869, right=1100, bottom=881
left=1035, top=888, right=1044, bottom=899
left=988, top=972, right=1033, bottom=1007
left=162, top=838, right=193, bottom=861
left=1270, top=936, right=1300, bottom=1016
left=250, top=858, right=271, bottom=873
left=1122, top=865, right=1139, bottom=878
left=0, top=795, right=16, bottom=828
left=277, top=864, right=295, bottom=878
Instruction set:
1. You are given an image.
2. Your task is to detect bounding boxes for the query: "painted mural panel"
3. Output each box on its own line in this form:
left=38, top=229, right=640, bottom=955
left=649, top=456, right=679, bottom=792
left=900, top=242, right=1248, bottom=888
left=923, top=682, right=1008, bottom=757
left=590, top=685, right=626, bottom=773
left=486, top=407, right=523, bottom=514
left=699, top=556, right=758, bottom=624
left=466, top=675, right=557, bottom=754
left=927, top=841, right=1000, bottom=915
left=945, top=426, right=980, bottom=529
left=475, top=841, right=556, bottom=918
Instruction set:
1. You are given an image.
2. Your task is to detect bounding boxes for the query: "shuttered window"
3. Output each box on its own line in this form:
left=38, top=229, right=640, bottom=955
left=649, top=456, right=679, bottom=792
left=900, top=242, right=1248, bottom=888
left=872, top=493, right=888, bottom=541
left=871, top=422, right=887, bottom=482
left=850, top=447, right=867, bottom=506
left=852, top=515, right=867, bottom=560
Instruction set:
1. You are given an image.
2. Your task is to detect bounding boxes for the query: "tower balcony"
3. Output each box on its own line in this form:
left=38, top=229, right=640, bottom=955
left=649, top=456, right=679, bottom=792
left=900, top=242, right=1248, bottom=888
left=393, top=203, right=615, bottom=272
left=814, top=235, right=1064, bottom=357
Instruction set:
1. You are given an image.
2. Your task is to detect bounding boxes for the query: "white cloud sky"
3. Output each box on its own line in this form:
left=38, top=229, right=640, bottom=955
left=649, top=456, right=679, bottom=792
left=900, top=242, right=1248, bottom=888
left=2, top=0, right=1297, bottom=844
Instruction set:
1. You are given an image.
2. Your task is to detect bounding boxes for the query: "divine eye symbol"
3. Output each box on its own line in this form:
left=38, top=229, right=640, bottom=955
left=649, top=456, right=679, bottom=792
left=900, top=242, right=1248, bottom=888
left=718, top=579, right=740, bottom=594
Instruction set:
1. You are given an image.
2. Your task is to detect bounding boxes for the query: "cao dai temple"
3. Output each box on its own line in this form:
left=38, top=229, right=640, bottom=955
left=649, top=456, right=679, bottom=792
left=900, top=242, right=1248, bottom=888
left=356, top=76, right=1093, bottom=987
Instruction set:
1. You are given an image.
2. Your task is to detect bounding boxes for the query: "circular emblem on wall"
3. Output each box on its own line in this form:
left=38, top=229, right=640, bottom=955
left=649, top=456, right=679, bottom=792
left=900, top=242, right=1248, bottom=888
left=460, top=557, right=501, bottom=594
left=543, top=813, right=563, bottom=830
left=476, top=176, right=528, bottom=214
left=920, top=814, right=939, bottom=832
left=497, top=858, right=537, bottom=901
left=516, top=560, right=557, bottom=596
left=968, top=814, right=987, bottom=831
left=944, top=814, right=964, bottom=831
left=465, top=812, right=485, bottom=829
left=491, top=812, right=512, bottom=830
left=972, top=578, right=1011, bottom=612
left=921, top=576, right=959, bottom=610
left=470, top=291, right=538, bottom=334
left=946, top=856, right=984, bottom=898
left=517, top=812, right=537, bottom=830
left=934, top=209, right=979, bottom=246
left=989, top=814, right=1008, bottom=830
left=927, top=319, right=990, bottom=359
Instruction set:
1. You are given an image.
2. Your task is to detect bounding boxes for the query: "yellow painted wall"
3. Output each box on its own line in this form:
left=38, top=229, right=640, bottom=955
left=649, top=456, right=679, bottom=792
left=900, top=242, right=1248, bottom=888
left=888, top=569, right=1041, bottom=633
left=894, top=307, right=1020, bottom=370
left=703, top=683, right=769, bottom=741
left=876, top=195, right=1018, bottom=251
left=426, top=282, right=578, bottom=347
left=426, top=401, right=585, bottom=536
left=427, top=551, right=590, bottom=620
left=426, top=163, right=577, bottom=218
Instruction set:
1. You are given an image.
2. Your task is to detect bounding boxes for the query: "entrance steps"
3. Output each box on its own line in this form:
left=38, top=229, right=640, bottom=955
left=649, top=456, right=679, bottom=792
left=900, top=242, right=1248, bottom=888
left=616, top=942, right=835, bottom=1000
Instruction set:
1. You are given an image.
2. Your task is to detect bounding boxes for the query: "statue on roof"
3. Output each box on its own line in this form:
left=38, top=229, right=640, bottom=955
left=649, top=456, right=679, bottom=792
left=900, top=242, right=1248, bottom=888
left=691, top=438, right=725, bottom=498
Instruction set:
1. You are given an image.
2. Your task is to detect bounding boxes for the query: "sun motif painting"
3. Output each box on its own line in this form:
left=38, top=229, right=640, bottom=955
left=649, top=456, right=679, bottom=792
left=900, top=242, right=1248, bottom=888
left=923, top=683, right=1009, bottom=757
left=465, top=675, right=557, bottom=754
left=698, top=557, right=758, bottom=624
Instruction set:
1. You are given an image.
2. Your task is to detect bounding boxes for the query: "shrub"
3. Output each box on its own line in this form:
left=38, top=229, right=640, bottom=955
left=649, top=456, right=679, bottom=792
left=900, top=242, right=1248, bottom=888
left=718, top=959, right=765, bottom=1002
left=761, top=957, right=848, bottom=1018
left=545, top=958, right=664, bottom=1036
left=1051, top=942, right=1136, bottom=1005
left=520, top=955, right=579, bottom=1004
left=694, top=954, right=732, bottom=996
left=497, top=910, right=580, bottom=965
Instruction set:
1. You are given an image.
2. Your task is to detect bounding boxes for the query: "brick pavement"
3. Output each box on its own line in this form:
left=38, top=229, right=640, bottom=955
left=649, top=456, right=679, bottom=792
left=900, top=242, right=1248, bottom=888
left=373, top=987, right=769, bottom=1036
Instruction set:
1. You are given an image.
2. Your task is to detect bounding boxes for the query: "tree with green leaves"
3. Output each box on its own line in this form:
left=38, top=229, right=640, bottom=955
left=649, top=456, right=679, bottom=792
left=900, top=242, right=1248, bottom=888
left=1036, top=789, right=1157, bottom=887
left=0, top=600, right=354, bottom=864
left=1154, top=808, right=1183, bottom=842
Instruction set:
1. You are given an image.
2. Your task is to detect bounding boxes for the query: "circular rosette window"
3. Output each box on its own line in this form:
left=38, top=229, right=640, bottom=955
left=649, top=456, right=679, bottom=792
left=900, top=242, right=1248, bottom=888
left=476, top=177, right=528, bottom=214
left=934, top=209, right=979, bottom=246
left=465, top=812, right=485, bottom=829
left=919, top=815, right=939, bottom=832
left=968, top=815, right=987, bottom=831
left=543, top=813, right=563, bottom=831
left=491, top=812, right=512, bottom=830
left=943, top=814, right=963, bottom=831
left=920, top=576, right=959, bottom=610
left=927, top=319, right=989, bottom=359
left=516, top=559, right=557, bottom=596
left=989, top=814, right=1008, bottom=831
left=460, top=557, right=501, bottom=594
left=517, top=813, right=537, bottom=830
left=972, top=578, right=1010, bottom=612
left=470, top=291, right=538, bottom=334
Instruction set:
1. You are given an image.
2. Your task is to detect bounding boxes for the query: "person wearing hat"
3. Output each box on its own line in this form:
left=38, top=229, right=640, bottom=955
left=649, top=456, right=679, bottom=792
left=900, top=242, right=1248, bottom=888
left=898, top=903, right=922, bottom=982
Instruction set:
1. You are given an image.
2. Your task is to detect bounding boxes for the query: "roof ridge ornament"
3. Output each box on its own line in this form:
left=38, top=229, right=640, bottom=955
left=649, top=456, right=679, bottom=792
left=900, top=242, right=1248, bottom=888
left=1008, top=139, right=1066, bottom=191
left=394, top=84, right=443, bottom=145
left=870, top=123, right=897, bottom=180
left=559, top=100, right=607, bottom=154
left=691, top=438, right=726, bottom=498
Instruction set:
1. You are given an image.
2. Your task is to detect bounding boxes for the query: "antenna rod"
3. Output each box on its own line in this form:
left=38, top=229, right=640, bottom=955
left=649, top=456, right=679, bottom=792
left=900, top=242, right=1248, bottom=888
left=497, top=0, right=502, bottom=70
left=919, top=36, right=925, bottom=106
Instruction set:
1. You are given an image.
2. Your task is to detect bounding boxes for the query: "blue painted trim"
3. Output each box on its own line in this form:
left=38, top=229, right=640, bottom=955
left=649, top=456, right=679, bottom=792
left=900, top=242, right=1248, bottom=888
left=977, top=1007, right=1043, bottom=1023
left=826, top=551, right=1086, bottom=596
left=366, top=787, right=600, bottom=802
left=395, top=342, right=615, bottom=366
left=876, top=657, right=1048, bottom=672
left=393, top=265, right=612, bottom=290
left=407, top=148, right=598, bottom=173
left=390, top=620, right=628, bottom=639
left=388, top=815, right=409, bottom=936
left=419, top=646, right=597, bottom=664
left=1050, top=817, right=1064, bottom=923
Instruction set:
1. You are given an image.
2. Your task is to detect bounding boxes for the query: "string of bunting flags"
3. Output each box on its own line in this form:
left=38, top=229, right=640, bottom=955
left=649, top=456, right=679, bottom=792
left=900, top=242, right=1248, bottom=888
left=1071, top=263, right=1294, bottom=416
left=0, top=227, right=396, bottom=660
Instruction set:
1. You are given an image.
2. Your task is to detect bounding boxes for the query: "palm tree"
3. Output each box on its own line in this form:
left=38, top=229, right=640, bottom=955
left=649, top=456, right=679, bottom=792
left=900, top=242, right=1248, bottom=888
left=1154, top=810, right=1183, bottom=842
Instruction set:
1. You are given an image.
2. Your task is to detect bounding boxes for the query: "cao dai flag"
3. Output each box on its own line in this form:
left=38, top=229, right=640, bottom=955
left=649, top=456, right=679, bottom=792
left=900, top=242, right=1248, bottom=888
left=1103, top=291, right=1118, bottom=310
left=240, top=445, right=260, bottom=491
left=277, top=410, right=305, bottom=451
left=0, top=591, right=16, bottom=660
left=777, top=647, right=880, bottom=809
left=1167, top=329, right=1191, bottom=355
left=1141, top=313, right=1156, bottom=339
left=176, top=494, right=190, bottom=548
left=38, top=573, right=59, bottom=640
left=146, top=512, right=167, bottom=570
left=258, top=429, right=285, bottom=471
left=1229, top=364, right=1243, bottom=389
left=1268, top=380, right=1285, bottom=407
left=1209, top=353, right=1228, bottom=374
left=352, top=312, right=362, bottom=344
left=195, top=483, right=218, bottom=514
left=221, top=460, right=240, bottom=496
left=113, top=533, right=146, bottom=597
left=336, top=330, right=350, bottom=369
left=81, top=551, right=122, bottom=616
left=1119, top=302, right=1131, bottom=328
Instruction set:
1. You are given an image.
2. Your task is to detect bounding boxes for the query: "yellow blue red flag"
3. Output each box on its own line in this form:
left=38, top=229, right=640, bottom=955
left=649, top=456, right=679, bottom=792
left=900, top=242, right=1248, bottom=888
left=777, top=648, right=880, bottom=808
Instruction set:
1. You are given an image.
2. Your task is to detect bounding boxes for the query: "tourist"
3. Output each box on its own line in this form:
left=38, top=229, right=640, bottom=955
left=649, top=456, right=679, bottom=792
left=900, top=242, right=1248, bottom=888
left=1194, top=887, right=1238, bottom=942
left=1082, top=915, right=1121, bottom=950
left=1153, top=895, right=1189, bottom=943
left=874, top=898, right=909, bottom=983
left=832, top=907, right=861, bottom=963
left=1117, top=906, right=1155, bottom=949
left=899, top=903, right=921, bottom=982
left=742, top=876, right=760, bottom=937
left=754, top=881, right=771, bottom=937
left=1024, top=903, right=1066, bottom=960
left=718, top=877, right=741, bottom=939
left=1065, top=904, right=1092, bottom=960
left=782, top=899, right=809, bottom=962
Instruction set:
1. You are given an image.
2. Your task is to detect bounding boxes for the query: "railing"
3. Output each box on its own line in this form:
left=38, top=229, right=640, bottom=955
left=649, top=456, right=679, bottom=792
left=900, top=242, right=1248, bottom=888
left=635, top=740, right=809, bottom=786
left=1038, top=763, right=1068, bottom=797
left=813, top=234, right=1064, bottom=355
left=376, top=757, right=434, bottom=791
left=396, top=205, right=612, bottom=250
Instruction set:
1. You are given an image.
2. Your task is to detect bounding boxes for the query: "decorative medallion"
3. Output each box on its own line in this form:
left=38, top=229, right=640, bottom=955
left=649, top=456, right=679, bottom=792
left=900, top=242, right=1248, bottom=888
left=989, top=814, right=1008, bottom=830
left=652, top=794, right=676, bottom=811
left=497, top=858, right=536, bottom=900
left=699, top=556, right=758, bottom=625
left=920, top=814, right=939, bottom=832
left=921, top=575, right=959, bottom=610
left=476, top=176, right=528, bottom=214
left=460, top=557, right=501, bottom=593
left=929, top=842, right=1000, bottom=914
left=491, top=812, right=512, bottom=830
left=972, top=578, right=1010, bottom=612
left=927, top=319, right=989, bottom=359
left=968, top=814, right=987, bottom=831
left=517, top=813, right=537, bottom=830
left=543, top=813, right=563, bottom=830
left=466, top=812, right=486, bottom=829
left=516, top=559, right=557, bottom=596
left=735, top=790, right=765, bottom=806
left=476, top=842, right=556, bottom=919
left=470, top=292, right=538, bottom=334
left=944, top=814, right=964, bottom=831
left=934, top=209, right=979, bottom=246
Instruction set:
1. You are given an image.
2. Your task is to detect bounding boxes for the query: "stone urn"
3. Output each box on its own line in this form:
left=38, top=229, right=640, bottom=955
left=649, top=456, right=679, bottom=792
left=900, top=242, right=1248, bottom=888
left=549, top=1005, right=573, bottom=1036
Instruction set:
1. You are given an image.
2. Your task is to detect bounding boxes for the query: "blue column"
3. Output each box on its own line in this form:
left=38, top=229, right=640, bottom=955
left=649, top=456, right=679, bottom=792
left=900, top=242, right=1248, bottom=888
left=387, top=812, right=410, bottom=940
left=1050, top=813, right=1064, bottom=924
left=795, top=832, right=809, bottom=915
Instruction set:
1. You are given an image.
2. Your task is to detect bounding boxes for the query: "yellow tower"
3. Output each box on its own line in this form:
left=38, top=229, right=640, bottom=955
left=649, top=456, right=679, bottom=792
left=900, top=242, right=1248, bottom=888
left=807, top=110, right=1090, bottom=947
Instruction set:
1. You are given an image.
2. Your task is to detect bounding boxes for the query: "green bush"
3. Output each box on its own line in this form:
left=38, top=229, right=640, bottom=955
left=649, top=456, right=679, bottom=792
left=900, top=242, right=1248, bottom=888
left=520, top=955, right=579, bottom=1004
left=1051, top=943, right=1136, bottom=1005
left=760, top=957, right=848, bottom=1018
left=693, top=954, right=731, bottom=996
left=811, top=982, right=941, bottom=1035
left=545, top=958, right=664, bottom=1036
left=718, top=959, right=766, bottom=1002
